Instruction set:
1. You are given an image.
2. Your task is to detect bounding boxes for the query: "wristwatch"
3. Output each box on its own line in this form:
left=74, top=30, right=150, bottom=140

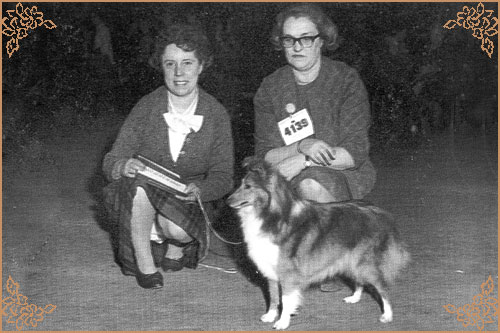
left=304, top=155, right=312, bottom=168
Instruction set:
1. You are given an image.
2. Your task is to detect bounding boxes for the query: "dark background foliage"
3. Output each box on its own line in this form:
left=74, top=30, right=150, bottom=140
left=2, top=2, right=498, bottom=163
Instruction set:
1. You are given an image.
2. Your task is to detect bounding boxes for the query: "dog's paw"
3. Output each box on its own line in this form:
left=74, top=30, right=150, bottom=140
left=273, top=316, right=290, bottom=330
left=379, top=312, right=393, bottom=323
left=261, top=309, right=278, bottom=323
left=343, top=294, right=361, bottom=304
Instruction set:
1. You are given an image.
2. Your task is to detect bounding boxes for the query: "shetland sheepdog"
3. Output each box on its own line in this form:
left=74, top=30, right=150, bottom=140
left=227, top=157, right=410, bottom=330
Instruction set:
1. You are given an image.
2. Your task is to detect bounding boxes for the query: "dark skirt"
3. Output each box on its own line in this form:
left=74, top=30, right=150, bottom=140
left=103, top=177, right=208, bottom=271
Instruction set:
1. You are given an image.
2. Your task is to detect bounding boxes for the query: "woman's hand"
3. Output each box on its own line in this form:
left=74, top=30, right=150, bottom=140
left=176, top=183, right=201, bottom=202
left=121, top=158, right=146, bottom=178
left=276, top=155, right=307, bottom=181
left=298, top=138, right=336, bottom=166
left=298, top=140, right=355, bottom=170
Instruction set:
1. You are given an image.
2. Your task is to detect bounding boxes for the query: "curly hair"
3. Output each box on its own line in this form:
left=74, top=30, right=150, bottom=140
left=150, top=24, right=213, bottom=72
left=270, top=4, right=339, bottom=52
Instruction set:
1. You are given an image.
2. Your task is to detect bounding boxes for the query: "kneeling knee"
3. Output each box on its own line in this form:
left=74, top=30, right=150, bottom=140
left=297, top=177, right=350, bottom=203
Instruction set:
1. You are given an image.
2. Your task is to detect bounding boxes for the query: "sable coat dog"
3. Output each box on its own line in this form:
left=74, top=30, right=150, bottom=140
left=227, top=158, right=410, bottom=330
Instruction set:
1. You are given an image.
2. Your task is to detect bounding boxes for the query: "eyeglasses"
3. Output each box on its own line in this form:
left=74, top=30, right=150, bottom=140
left=279, top=34, right=321, bottom=48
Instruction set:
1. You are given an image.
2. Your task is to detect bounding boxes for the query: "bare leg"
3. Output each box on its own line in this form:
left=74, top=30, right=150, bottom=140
left=130, top=187, right=157, bottom=274
left=297, top=179, right=336, bottom=203
left=157, top=214, right=193, bottom=259
left=297, top=178, right=351, bottom=203
left=261, top=280, right=280, bottom=323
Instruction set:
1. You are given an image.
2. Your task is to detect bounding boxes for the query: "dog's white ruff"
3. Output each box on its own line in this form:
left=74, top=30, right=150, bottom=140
left=238, top=208, right=280, bottom=281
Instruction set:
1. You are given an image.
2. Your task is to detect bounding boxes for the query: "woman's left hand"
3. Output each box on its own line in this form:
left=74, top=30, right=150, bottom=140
left=299, top=138, right=336, bottom=166
left=176, top=183, right=201, bottom=202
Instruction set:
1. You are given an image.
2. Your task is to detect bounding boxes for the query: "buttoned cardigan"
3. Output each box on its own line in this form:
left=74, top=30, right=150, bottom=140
left=103, top=85, right=234, bottom=202
left=254, top=57, right=376, bottom=198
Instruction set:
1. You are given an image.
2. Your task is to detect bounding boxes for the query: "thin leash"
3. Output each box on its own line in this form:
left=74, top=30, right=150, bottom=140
left=195, top=193, right=243, bottom=246
left=195, top=193, right=241, bottom=274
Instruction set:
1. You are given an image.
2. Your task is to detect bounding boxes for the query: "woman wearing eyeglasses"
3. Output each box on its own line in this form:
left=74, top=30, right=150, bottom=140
left=254, top=4, right=376, bottom=291
left=255, top=3, right=375, bottom=202
left=103, top=24, right=234, bottom=289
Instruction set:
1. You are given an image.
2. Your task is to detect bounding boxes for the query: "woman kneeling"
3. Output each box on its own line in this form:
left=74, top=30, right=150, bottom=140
left=103, top=24, right=234, bottom=289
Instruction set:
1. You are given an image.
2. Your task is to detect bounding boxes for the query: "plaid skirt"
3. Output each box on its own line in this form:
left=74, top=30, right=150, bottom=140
left=103, top=177, right=208, bottom=271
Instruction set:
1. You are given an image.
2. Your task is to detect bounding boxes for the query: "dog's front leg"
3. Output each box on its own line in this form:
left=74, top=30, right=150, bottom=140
left=261, top=279, right=280, bottom=323
left=273, top=288, right=301, bottom=330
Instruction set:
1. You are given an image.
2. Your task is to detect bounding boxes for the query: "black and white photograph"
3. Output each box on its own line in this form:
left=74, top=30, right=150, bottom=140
left=2, top=1, right=498, bottom=330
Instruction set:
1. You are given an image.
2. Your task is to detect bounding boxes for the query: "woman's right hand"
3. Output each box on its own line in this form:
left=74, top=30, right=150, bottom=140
left=276, top=154, right=307, bottom=180
left=121, top=158, right=146, bottom=178
left=298, top=138, right=336, bottom=166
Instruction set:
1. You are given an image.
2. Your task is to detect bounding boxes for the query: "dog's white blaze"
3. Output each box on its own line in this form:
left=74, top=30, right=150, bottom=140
left=238, top=209, right=280, bottom=281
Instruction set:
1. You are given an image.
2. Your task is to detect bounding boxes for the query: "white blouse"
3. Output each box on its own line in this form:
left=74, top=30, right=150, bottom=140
left=163, top=90, right=203, bottom=162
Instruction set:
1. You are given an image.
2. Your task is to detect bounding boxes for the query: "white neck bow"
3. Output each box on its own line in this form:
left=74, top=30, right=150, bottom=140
left=163, top=113, right=203, bottom=134
left=164, top=90, right=203, bottom=134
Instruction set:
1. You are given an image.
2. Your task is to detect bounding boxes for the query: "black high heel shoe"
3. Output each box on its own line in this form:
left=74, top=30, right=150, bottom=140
left=160, top=257, right=184, bottom=272
left=160, top=240, right=199, bottom=272
left=121, top=266, right=163, bottom=289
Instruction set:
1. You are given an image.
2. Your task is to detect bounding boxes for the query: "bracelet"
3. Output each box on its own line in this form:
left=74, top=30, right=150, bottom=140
left=303, top=155, right=312, bottom=168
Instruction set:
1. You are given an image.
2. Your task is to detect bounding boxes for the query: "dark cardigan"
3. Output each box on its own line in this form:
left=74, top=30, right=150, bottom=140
left=254, top=57, right=376, bottom=199
left=103, top=85, right=234, bottom=202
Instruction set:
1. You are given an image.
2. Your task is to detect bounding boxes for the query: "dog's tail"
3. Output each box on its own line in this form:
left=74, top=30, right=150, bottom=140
left=381, top=237, right=411, bottom=285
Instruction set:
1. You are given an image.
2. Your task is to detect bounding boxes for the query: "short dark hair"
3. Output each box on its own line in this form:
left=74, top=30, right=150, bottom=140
left=270, top=4, right=339, bottom=52
left=150, top=24, right=213, bottom=72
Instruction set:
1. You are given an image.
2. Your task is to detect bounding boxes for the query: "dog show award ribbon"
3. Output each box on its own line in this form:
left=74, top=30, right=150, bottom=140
left=278, top=104, right=314, bottom=145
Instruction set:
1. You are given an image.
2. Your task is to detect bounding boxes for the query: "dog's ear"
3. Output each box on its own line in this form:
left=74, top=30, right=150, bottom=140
left=243, top=156, right=269, bottom=178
